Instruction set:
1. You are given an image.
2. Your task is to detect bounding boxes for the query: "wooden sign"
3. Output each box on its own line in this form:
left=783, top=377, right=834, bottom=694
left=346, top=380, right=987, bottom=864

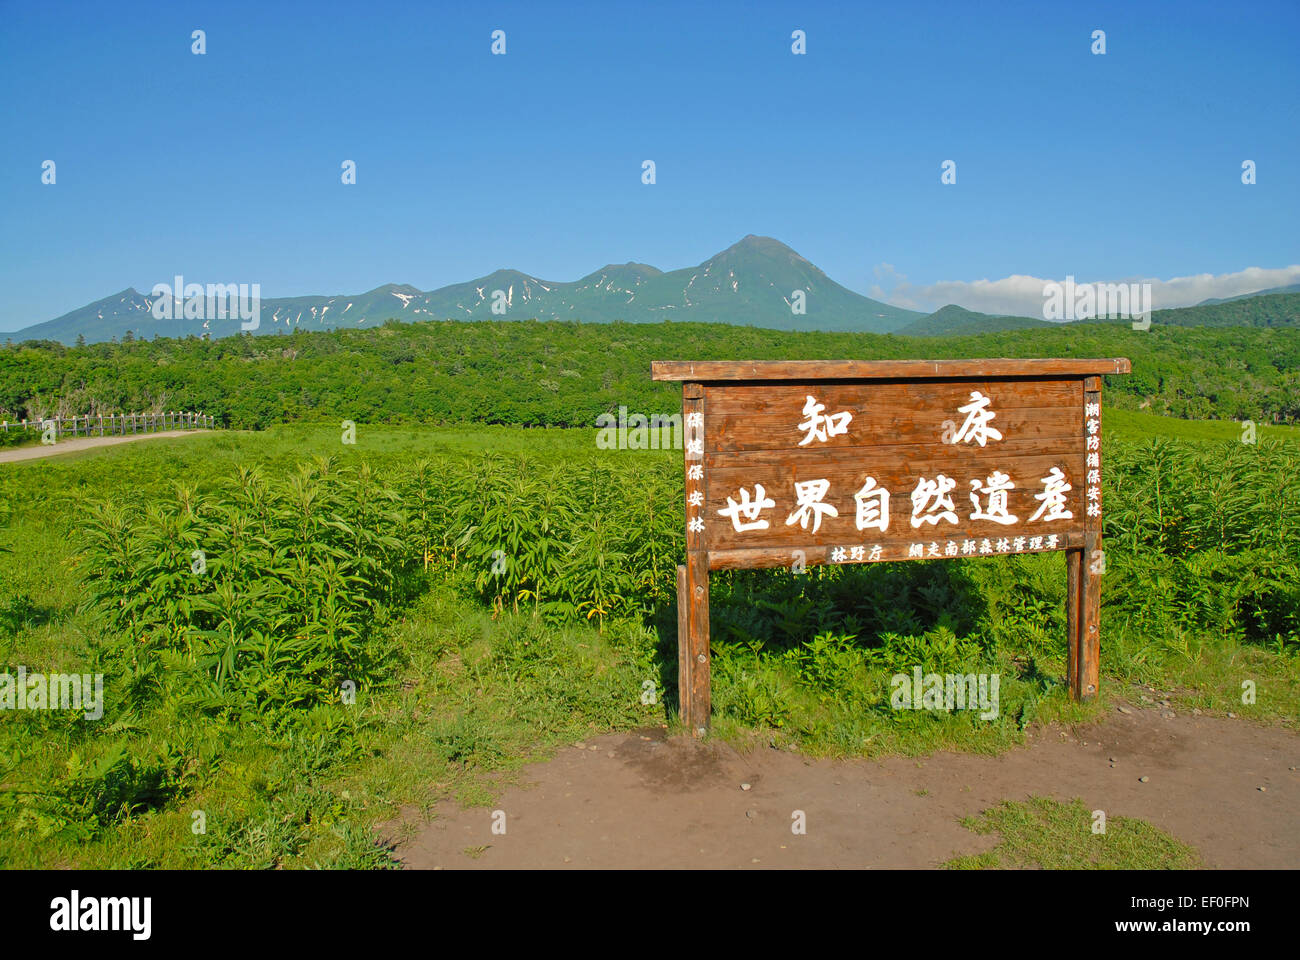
left=651, top=358, right=1132, bottom=736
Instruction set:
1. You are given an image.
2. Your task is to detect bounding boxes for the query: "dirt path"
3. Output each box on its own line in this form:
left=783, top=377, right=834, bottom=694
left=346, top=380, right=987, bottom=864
left=392, top=700, right=1298, bottom=869
left=0, top=430, right=203, bottom=463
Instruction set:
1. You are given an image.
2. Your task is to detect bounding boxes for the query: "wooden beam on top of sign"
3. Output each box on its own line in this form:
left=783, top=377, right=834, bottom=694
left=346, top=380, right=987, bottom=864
left=651, top=358, right=1132, bottom=382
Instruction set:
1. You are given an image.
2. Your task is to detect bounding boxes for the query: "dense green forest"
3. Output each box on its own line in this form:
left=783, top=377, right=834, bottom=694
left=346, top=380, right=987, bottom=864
left=1156, top=292, right=1300, bottom=328
left=2, top=316, right=1298, bottom=430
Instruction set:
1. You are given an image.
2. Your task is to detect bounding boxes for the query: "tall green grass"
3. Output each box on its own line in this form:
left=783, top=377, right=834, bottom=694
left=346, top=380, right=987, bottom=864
left=0, top=419, right=1296, bottom=866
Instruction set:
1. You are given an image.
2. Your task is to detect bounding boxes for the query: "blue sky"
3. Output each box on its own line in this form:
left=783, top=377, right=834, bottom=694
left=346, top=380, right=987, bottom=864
left=2, top=0, right=1297, bottom=329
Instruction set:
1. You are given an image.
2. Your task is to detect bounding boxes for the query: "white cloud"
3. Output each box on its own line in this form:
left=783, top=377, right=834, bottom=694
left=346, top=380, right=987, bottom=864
left=873, top=262, right=906, bottom=284
left=883, top=265, right=1300, bottom=318
left=869, top=262, right=912, bottom=305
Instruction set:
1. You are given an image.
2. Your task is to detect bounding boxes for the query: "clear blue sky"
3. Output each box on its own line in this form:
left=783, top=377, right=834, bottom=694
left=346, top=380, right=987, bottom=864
left=2, top=0, right=1297, bottom=329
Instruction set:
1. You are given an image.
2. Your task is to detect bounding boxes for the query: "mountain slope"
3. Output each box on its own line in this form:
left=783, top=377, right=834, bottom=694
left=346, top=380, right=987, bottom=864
left=897, top=292, right=1300, bottom=337
left=1198, top=283, right=1300, bottom=305
left=3, top=236, right=922, bottom=344
left=1154, top=292, right=1300, bottom=328
left=14, top=244, right=1298, bottom=346
left=895, top=304, right=1056, bottom=336
left=624, top=235, right=919, bottom=333
left=14, top=288, right=159, bottom=344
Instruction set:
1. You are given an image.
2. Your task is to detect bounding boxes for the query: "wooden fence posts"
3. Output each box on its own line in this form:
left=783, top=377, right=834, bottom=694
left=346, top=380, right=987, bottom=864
left=0, top=411, right=216, bottom=438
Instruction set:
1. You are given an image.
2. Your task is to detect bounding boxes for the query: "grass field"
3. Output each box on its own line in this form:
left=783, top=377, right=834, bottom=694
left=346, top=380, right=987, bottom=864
left=944, top=796, right=1203, bottom=869
left=0, top=414, right=1296, bottom=868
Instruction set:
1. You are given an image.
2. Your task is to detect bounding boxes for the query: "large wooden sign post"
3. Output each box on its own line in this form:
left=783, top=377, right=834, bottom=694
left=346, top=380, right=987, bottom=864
left=652, top=358, right=1131, bottom=736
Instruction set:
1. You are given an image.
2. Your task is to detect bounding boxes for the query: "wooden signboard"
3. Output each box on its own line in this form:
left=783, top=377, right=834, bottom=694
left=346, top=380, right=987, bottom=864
left=652, top=358, right=1132, bottom=736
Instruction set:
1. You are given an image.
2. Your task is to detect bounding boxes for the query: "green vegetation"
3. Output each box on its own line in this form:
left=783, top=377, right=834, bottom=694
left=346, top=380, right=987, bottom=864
left=78, top=460, right=411, bottom=716
left=896, top=304, right=1057, bottom=337
left=944, top=797, right=1202, bottom=869
left=897, top=292, right=1300, bottom=337
left=3, top=315, right=1299, bottom=431
left=1, top=411, right=1296, bottom=867
left=1157, top=292, right=1300, bottom=329
left=0, top=429, right=36, bottom=449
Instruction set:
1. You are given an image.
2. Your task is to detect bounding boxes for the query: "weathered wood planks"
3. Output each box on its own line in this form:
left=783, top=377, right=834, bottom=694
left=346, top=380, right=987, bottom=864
left=660, top=357, right=1129, bottom=735
left=652, top=358, right=1132, bottom=382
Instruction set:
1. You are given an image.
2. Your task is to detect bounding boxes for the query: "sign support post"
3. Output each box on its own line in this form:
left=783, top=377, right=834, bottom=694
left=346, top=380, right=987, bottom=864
left=681, top=381, right=711, bottom=735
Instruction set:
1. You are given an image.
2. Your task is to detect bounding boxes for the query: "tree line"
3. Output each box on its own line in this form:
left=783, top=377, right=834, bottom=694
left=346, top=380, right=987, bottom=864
left=2, top=317, right=1298, bottom=429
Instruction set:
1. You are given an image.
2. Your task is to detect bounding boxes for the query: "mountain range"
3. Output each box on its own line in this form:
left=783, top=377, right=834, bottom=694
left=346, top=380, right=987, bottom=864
left=5, top=236, right=924, bottom=345
left=1197, top=283, right=1300, bottom=306
left=5, top=235, right=1299, bottom=345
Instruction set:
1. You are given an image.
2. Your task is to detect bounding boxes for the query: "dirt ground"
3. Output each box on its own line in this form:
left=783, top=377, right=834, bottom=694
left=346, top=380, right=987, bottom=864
left=0, top=430, right=201, bottom=463
left=392, top=699, right=1299, bottom=869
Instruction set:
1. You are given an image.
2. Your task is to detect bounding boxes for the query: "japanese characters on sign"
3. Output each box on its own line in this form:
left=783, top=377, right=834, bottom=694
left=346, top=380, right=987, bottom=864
left=684, top=410, right=705, bottom=536
left=1085, top=398, right=1103, bottom=521
left=695, top=378, right=1093, bottom=565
